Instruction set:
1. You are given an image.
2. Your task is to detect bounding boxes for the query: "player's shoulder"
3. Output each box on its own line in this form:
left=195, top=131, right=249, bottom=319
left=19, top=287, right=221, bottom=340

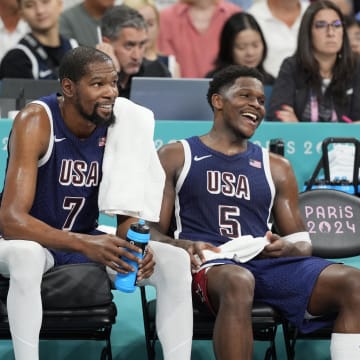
left=158, top=141, right=185, bottom=179
left=269, top=152, right=295, bottom=186
left=15, top=101, right=49, bottom=124
left=269, top=151, right=292, bottom=169
left=11, top=101, right=51, bottom=140
left=158, top=141, right=185, bottom=173
left=158, top=141, right=184, bottom=159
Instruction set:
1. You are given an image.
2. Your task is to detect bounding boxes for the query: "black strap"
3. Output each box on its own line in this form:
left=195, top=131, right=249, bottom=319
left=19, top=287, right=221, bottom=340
left=21, top=34, right=59, bottom=77
left=305, top=157, right=324, bottom=191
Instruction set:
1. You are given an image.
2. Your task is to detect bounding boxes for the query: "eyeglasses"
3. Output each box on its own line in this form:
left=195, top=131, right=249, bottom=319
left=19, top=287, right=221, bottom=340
left=313, top=20, right=343, bottom=31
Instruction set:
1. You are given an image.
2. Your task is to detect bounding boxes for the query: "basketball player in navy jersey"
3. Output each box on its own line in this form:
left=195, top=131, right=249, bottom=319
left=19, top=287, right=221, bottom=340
left=151, top=65, right=360, bottom=359
left=0, top=46, right=193, bottom=360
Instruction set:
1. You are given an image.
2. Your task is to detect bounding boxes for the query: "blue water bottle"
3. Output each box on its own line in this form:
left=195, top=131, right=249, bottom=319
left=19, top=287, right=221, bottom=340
left=115, top=219, right=150, bottom=293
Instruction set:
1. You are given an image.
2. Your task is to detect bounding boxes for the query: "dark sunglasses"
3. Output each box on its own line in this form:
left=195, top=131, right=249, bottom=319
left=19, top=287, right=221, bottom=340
left=314, top=19, right=343, bottom=30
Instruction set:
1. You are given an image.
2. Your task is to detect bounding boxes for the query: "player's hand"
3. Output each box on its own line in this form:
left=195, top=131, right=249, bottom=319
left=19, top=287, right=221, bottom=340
left=180, top=240, right=220, bottom=273
left=260, top=231, right=293, bottom=258
left=137, top=245, right=155, bottom=281
left=96, top=43, right=121, bottom=72
left=81, top=234, right=142, bottom=273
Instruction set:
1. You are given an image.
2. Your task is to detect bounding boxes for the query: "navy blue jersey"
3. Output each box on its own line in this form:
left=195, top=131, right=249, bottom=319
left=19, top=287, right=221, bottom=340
left=27, top=94, right=107, bottom=233
left=173, top=136, right=275, bottom=246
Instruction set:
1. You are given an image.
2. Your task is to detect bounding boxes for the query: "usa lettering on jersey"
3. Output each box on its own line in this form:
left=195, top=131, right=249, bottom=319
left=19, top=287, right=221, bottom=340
left=59, top=159, right=100, bottom=187
left=207, top=170, right=250, bottom=199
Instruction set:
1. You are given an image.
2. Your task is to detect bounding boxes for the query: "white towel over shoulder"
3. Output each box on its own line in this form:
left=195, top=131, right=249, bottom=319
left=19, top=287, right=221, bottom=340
left=98, top=97, right=165, bottom=222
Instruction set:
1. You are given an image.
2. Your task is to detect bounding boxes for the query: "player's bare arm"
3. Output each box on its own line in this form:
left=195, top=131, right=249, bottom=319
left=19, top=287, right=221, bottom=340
left=262, top=153, right=312, bottom=257
left=0, top=104, right=139, bottom=272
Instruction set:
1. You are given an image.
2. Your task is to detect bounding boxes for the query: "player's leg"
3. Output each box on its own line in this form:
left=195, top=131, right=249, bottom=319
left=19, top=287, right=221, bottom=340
left=205, top=264, right=255, bottom=360
left=140, top=241, right=193, bottom=360
left=307, top=263, right=360, bottom=359
left=0, top=238, right=54, bottom=360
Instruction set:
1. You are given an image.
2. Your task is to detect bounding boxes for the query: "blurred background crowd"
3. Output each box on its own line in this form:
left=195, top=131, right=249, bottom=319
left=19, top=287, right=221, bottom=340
left=1, top=0, right=360, bottom=122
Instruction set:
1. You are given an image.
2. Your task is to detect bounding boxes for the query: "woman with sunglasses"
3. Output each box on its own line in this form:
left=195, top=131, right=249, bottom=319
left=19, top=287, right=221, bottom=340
left=267, top=0, right=360, bottom=123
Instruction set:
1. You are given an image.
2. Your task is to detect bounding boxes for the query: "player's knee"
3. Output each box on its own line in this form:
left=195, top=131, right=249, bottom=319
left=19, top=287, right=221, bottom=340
left=171, top=246, right=191, bottom=272
left=343, top=270, right=360, bottom=305
left=151, top=242, right=192, bottom=285
left=167, top=247, right=191, bottom=286
left=8, top=241, right=46, bottom=274
left=152, top=241, right=191, bottom=271
left=221, top=269, right=255, bottom=304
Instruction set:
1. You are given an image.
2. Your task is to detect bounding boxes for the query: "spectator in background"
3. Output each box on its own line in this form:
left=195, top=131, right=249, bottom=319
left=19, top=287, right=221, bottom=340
left=334, top=0, right=360, bottom=51
left=355, top=0, right=360, bottom=21
left=123, top=0, right=181, bottom=77
left=0, top=0, right=29, bottom=62
left=345, top=15, right=360, bottom=55
left=0, top=0, right=78, bottom=80
left=158, top=0, right=241, bottom=78
left=354, top=0, right=360, bottom=14
left=268, top=0, right=360, bottom=123
left=205, top=12, right=275, bottom=86
left=60, top=0, right=115, bottom=47
left=248, top=0, right=309, bottom=78
left=98, top=5, right=170, bottom=98
left=328, top=0, right=353, bottom=16
left=315, top=0, right=360, bottom=20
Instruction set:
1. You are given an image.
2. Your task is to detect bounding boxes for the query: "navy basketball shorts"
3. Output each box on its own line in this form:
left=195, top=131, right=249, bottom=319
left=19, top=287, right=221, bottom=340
left=192, top=256, right=336, bottom=333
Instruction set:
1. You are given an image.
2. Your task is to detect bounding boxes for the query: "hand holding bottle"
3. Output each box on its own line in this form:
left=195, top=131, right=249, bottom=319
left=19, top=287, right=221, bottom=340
left=115, top=219, right=150, bottom=293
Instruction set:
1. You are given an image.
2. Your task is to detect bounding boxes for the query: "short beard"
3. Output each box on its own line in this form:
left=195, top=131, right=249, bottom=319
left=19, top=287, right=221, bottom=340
left=78, top=102, right=116, bottom=127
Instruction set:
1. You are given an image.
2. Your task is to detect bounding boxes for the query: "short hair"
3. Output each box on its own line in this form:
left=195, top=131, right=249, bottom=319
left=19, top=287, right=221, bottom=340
left=59, top=46, right=113, bottom=83
left=207, top=65, right=264, bottom=109
left=101, top=4, right=147, bottom=41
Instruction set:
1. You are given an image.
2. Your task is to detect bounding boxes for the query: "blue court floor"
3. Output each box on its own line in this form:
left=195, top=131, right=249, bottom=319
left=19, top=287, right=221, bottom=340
left=0, top=285, right=335, bottom=360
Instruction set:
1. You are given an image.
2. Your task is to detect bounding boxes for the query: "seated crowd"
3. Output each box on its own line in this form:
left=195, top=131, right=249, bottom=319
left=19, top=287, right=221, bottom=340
left=0, top=0, right=359, bottom=120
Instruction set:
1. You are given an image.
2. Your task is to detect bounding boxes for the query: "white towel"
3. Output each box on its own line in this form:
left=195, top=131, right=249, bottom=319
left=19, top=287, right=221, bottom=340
left=98, top=97, right=165, bottom=222
left=198, top=235, right=269, bottom=271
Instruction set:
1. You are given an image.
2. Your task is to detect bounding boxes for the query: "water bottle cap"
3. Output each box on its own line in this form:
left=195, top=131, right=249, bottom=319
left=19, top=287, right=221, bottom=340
left=127, top=220, right=150, bottom=243
left=127, top=228, right=149, bottom=242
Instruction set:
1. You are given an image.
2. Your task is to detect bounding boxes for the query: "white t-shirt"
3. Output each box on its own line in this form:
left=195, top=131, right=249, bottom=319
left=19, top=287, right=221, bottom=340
left=248, top=0, right=309, bottom=77
left=0, top=17, right=29, bottom=62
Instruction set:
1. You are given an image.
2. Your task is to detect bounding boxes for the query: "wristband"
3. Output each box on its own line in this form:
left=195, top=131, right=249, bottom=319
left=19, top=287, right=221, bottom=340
left=281, top=231, right=311, bottom=244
